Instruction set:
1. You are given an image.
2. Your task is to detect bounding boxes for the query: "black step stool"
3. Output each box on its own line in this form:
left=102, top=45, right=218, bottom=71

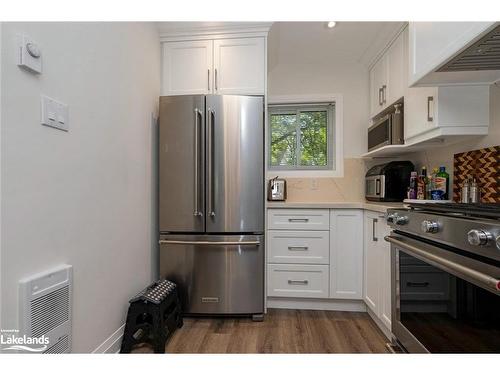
left=120, top=279, right=183, bottom=353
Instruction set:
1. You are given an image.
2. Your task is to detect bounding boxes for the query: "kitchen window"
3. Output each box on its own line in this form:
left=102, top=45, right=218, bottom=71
left=268, top=97, right=342, bottom=177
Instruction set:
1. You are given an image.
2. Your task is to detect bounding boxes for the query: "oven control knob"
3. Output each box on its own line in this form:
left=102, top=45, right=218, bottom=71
left=395, top=216, right=408, bottom=225
left=467, top=229, right=493, bottom=246
left=421, top=220, right=439, bottom=233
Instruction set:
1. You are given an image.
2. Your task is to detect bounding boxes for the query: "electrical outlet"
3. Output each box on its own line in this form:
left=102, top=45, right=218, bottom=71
left=311, top=179, right=319, bottom=190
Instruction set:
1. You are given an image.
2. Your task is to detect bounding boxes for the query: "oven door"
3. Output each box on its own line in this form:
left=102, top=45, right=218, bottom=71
left=386, top=234, right=500, bottom=353
left=368, top=114, right=392, bottom=151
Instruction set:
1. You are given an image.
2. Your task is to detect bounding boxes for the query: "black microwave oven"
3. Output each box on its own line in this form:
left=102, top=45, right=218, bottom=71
left=365, top=160, right=414, bottom=202
left=368, top=102, right=404, bottom=152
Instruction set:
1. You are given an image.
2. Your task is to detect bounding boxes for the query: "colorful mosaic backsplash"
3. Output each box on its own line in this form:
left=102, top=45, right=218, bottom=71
left=453, top=146, right=500, bottom=203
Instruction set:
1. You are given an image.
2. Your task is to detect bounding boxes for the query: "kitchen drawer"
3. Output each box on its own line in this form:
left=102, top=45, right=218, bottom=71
left=267, top=264, right=329, bottom=298
left=268, top=230, right=329, bottom=264
left=400, top=271, right=450, bottom=301
left=267, top=209, right=330, bottom=230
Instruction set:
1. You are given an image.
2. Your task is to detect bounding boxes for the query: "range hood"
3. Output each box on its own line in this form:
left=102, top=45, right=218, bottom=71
left=409, top=22, right=500, bottom=87
left=438, top=24, right=500, bottom=72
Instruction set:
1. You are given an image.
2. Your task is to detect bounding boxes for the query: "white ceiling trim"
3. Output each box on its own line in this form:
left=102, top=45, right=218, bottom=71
left=159, top=22, right=273, bottom=42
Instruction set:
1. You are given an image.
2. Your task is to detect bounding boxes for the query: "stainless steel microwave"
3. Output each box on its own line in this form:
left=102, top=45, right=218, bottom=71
left=368, top=102, right=404, bottom=152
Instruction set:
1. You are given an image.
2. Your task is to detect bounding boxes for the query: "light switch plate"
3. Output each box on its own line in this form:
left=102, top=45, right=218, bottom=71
left=41, top=95, right=69, bottom=131
left=17, top=35, right=42, bottom=74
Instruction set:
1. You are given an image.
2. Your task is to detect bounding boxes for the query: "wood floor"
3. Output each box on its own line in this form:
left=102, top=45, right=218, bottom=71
left=133, top=309, right=390, bottom=353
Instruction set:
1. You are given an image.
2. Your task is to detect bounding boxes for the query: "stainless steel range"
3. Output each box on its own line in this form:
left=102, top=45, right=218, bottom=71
left=385, top=203, right=500, bottom=353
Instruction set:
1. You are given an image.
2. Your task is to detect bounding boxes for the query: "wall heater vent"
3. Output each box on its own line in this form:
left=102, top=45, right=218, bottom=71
left=19, top=265, right=73, bottom=353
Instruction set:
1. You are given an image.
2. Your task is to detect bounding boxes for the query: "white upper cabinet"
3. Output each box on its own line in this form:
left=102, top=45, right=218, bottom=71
left=404, top=85, right=489, bottom=145
left=161, top=36, right=266, bottom=96
left=385, top=30, right=406, bottom=106
left=369, top=29, right=406, bottom=118
left=161, top=40, right=212, bottom=95
left=408, top=22, right=499, bottom=87
left=370, top=57, right=387, bottom=118
left=213, top=38, right=265, bottom=95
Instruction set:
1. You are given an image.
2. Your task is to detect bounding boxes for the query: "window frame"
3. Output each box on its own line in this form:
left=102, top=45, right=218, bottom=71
left=268, top=104, right=334, bottom=171
left=266, top=94, right=344, bottom=178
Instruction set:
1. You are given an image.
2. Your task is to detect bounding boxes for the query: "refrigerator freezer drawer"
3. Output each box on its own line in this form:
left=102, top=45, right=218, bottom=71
left=159, top=234, right=264, bottom=315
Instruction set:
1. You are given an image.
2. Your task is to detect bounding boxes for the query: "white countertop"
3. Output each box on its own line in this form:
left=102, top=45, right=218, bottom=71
left=266, top=201, right=406, bottom=213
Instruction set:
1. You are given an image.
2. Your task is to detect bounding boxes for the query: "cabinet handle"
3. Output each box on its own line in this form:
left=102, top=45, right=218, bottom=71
left=288, top=218, right=309, bottom=222
left=215, top=68, right=218, bottom=91
left=288, top=280, right=308, bottom=285
left=372, top=218, right=378, bottom=242
left=287, top=246, right=309, bottom=251
left=406, top=281, right=430, bottom=288
left=427, top=96, right=434, bottom=122
left=207, top=69, right=210, bottom=91
left=378, top=88, right=383, bottom=106
left=382, top=85, right=387, bottom=104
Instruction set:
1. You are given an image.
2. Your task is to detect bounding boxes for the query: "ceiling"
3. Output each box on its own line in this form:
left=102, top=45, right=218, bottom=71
left=268, top=22, right=405, bottom=68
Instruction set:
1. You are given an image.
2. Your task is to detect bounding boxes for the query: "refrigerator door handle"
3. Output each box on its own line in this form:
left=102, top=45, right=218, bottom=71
left=207, top=108, right=216, bottom=218
left=193, top=108, right=203, bottom=217
left=159, top=240, right=260, bottom=246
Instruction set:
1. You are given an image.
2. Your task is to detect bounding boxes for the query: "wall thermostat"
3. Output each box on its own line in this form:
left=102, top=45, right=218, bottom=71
left=17, top=35, right=42, bottom=74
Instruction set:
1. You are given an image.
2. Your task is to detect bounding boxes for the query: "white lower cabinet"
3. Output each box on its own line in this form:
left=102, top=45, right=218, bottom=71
left=329, top=210, right=363, bottom=299
left=363, top=210, right=392, bottom=332
left=268, top=230, right=329, bottom=264
left=267, top=208, right=364, bottom=304
left=267, top=264, right=329, bottom=298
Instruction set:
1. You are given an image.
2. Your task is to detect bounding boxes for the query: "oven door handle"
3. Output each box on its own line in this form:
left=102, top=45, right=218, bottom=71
left=385, top=235, right=500, bottom=293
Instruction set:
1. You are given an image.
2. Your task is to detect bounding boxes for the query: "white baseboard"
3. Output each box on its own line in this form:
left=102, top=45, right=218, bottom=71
left=267, top=297, right=366, bottom=312
left=92, top=324, right=125, bottom=354
left=366, top=308, right=392, bottom=340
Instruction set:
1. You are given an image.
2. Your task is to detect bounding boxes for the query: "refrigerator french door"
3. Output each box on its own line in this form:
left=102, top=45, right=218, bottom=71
left=158, top=94, right=264, bottom=318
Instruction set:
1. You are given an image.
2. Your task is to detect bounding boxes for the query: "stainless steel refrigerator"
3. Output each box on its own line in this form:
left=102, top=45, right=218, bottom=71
left=158, top=94, right=264, bottom=320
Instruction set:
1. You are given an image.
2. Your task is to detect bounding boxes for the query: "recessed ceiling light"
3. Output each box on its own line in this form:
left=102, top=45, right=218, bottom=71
left=327, top=21, right=337, bottom=29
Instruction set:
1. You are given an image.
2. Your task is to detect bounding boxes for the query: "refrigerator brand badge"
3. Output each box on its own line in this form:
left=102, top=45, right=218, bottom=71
left=201, top=297, right=220, bottom=303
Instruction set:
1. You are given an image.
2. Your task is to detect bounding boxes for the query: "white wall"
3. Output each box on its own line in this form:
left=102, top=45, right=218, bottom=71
left=268, top=26, right=369, bottom=159
left=267, top=22, right=371, bottom=202
left=0, top=22, right=160, bottom=352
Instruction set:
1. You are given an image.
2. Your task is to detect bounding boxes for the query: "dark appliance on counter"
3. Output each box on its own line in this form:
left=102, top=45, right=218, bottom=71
left=386, top=202, right=500, bottom=353
left=368, top=101, right=404, bottom=152
left=365, top=161, right=414, bottom=202
left=267, top=177, right=287, bottom=201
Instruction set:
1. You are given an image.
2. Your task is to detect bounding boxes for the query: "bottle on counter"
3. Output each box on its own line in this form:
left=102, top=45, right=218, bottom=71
left=417, top=167, right=426, bottom=200
left=409, top=171, right=418, bottom=200
left=434, top=166, right=449, bottom=200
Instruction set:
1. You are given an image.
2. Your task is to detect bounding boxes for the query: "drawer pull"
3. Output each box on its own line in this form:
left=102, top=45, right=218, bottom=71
left=288, top=218, right=309, bottom=222
left=406, top=281, right=430, bottom=288
left=287, top=246, right=309, bottom=251
left=288, top=279, right=309, bottom=285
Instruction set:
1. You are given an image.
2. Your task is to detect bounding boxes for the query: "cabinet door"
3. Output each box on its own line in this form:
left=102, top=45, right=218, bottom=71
left=330, top=210, right=363, bottom=299
left=386, top=30, right=406, bottom=106
left=378, top=217, right=392, bottom=331
left=162, top=40, right=213, bottom=95
left=369, top=57, right=387, bottom=118
left=213, top=37, right=265, bottom=95
left=363, top=212, right=380, bottom=314
left=404, top=86, right=438, bottom=142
